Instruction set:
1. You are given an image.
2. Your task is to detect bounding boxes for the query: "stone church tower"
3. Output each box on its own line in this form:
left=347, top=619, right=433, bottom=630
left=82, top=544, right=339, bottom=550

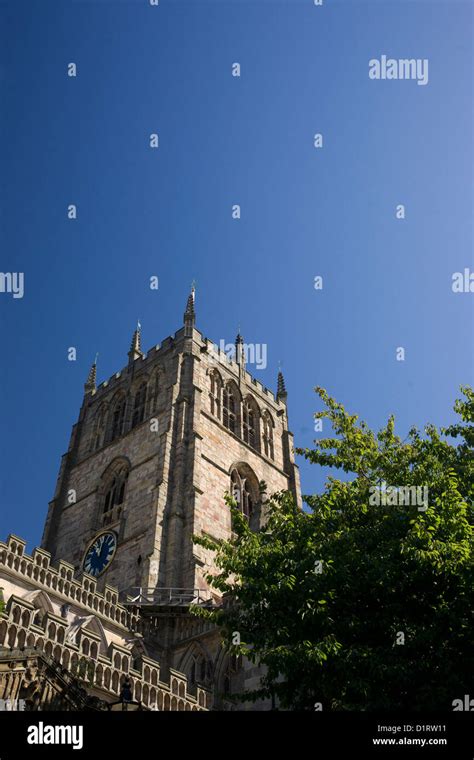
left=37, top=286, right=301, bottom=707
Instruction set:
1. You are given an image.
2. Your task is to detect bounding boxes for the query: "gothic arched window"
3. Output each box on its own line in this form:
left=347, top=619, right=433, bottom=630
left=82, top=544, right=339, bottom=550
left=262, top=411, right=274, bottom=460
left=230, top=469, right=253, bottom=520
left=189, top=655, right=207, bottom=686
left=102, top=462, right=129, bottom=527
left=131, top=382, right=147, bottom=429
left=222, top=654, right=242, bottom=697
left=91, top=404, right=107, bottom=452
left=243, top=396, right=259, bottom=450
left=209, top=370, right=222, bottom=420
left=223, top=382, right=239, bottom=435
left=148, top=371, right=160, bottom=416
left=110, top=395, right=126, bottom=441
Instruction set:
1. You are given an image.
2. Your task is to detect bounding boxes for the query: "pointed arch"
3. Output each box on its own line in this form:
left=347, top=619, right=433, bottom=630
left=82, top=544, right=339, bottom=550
left=131, top=379, right=148, bottom=429
left=229, top=462, right=260, bottom=526
left=261, top=409, right=275, bottom=460
left=108, top=391, right=127, bottom=442
left=178, top=641, right=212, bottom=687
left=242, top=395, right=260, bottom=451
left=214, top=648, right=244, bottom=705
left=90, top=402, right=108, bottom=453
left=147, top=368, right=162, bottom=416
left=222, top=380, right=241, bottom=436
left=98, top=456, right=131, bottom=528
left=209, top=369, right=223, bottom=420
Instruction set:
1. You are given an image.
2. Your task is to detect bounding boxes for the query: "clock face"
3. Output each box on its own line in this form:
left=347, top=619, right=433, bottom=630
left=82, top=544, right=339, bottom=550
left=83, top=532, right=117, bottom=577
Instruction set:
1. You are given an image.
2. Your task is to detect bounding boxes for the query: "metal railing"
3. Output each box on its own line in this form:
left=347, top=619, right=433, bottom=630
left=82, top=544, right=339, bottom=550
left=118, top=587, right=214, bottom=607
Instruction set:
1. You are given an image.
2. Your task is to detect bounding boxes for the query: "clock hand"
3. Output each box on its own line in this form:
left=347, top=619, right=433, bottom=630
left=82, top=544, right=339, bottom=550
left=100, top=538, right=111, bottom=562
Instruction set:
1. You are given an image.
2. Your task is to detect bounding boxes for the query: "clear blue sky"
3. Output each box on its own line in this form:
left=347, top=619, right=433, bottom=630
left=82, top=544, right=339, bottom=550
left=1, top=0, right=473, bottom=547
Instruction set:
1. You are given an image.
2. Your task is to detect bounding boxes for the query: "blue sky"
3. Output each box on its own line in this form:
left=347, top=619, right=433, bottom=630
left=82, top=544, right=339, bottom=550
left=1, top=0, right=473, bottom=547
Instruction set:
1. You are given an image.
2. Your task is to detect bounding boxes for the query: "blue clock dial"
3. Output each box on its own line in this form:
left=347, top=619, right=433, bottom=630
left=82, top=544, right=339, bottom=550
left=83, top=532, right=117, bottom=577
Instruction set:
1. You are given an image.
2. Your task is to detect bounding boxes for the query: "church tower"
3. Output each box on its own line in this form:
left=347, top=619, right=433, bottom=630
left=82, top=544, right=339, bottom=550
left=41, top=288, right=301, bottom=705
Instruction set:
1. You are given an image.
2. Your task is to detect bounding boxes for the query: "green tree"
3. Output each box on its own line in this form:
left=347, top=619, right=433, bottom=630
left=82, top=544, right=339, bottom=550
left=192, top=386, right=474, bottom=710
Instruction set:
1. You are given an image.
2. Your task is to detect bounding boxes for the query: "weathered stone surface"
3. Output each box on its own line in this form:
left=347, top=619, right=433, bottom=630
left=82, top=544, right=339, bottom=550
left=6, top=304, right=302, bottom=709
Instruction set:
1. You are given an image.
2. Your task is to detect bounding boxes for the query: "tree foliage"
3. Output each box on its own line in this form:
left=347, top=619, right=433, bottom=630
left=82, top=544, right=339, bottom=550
left=192, top=386, right=474, bottom=710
